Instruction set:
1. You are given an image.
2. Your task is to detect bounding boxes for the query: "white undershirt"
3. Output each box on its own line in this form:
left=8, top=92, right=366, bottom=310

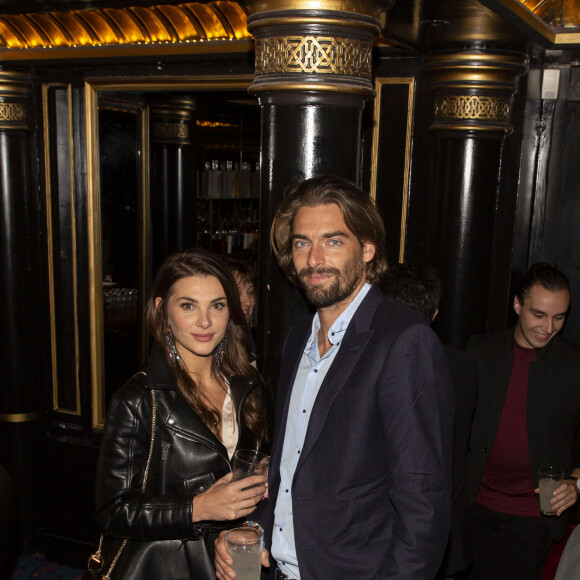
left=220, top=382, right=238, bottom=460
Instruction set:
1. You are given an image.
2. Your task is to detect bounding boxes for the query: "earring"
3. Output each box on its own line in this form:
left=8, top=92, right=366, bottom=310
left=214, top=333, right=227, bottom=368
left=165, top=328, right=183, bottom=369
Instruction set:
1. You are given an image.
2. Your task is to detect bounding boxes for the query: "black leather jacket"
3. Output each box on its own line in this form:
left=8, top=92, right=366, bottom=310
left=94, top=343, right=263, bottom=579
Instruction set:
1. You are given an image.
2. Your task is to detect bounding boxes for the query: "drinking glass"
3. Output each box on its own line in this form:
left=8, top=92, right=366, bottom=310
left=538, top=467, right=564, bottom=516
left=231, top=449, right=269, bottom=482
left=224, top=526, right=263, bottom=580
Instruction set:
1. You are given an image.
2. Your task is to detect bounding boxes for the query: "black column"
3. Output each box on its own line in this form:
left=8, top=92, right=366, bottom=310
left=0, top=70, right=46, bottom=554
left=149, top=96, right=196, bottom=274
left=246, top=1, right=390, bottom=386
left=426, top=50, right=526, bottom=347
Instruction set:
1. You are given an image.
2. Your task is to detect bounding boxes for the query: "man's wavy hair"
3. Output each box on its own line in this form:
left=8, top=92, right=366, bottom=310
left=270, top=174, right=388, bottom=285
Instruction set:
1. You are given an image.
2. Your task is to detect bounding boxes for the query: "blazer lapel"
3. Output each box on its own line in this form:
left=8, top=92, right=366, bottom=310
left=296, top=286, right=383, bottom=470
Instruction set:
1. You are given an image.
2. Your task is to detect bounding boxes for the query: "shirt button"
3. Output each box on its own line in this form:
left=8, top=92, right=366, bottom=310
left=285, top=489, right=289, bottom=492
left=297, top=450, right=300, bottom=454
left=313, top=369, right=318, bottom=373
left=302, top=409, right=306, bottom=413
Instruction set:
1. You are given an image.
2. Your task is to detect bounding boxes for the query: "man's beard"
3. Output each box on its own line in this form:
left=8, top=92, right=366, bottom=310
left=297, top=258, right=365, bottom=309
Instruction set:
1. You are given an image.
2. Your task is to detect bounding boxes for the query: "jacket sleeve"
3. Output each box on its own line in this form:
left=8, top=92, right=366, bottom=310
left=94, top=382, right=198, bottom=541
left=378, top=324, right=455, bottom=578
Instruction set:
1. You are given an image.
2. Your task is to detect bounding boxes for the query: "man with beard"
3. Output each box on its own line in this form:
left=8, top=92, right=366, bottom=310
left=215, top=174, right=454, bottom=579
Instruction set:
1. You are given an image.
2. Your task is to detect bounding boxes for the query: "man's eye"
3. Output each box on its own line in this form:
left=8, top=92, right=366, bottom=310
left=294, top=241, right=307, bottom=249
left=328, top=239, right=342, bottom=246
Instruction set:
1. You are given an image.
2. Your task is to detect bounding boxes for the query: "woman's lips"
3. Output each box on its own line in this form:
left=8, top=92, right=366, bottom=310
left=192, top=333, right=214, bottom=342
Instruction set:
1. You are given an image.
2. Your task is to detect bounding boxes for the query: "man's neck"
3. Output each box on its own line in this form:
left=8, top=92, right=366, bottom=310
left=316, top=279, right=367, bottom=356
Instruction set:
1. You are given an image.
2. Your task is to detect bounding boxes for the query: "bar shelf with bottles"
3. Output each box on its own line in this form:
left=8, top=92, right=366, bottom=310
left=196, top=158, right=260, bottom=269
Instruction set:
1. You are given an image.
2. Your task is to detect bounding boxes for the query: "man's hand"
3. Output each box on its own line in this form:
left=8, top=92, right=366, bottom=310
left=215, top=530, right=270, bottom=580
left=534, top=479, right=580, bottom=517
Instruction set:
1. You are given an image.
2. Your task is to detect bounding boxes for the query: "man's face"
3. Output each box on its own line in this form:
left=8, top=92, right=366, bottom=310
left=291, top=203, right=375, bottom=309
left=513, top=283, right=570, bottom=349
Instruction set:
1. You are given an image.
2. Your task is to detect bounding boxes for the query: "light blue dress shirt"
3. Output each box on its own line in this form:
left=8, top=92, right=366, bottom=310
left=271, top=282, right=372, bottom=579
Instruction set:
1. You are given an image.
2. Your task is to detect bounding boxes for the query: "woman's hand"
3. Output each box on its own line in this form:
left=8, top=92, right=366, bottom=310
left=192, top=472, right=267, bottom=522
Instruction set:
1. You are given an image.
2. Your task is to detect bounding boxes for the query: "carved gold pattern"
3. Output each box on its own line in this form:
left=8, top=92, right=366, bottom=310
left=434, top=95, right=510, bottom=122
left=0, top=102, right=26, bottom=122
left=255, top=35, right=372, bottom=78
left=152, top=122, right=190, bottom=140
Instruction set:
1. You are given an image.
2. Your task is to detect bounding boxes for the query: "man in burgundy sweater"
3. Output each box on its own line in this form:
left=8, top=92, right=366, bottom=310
left=467, top=262, right=580, bottom=579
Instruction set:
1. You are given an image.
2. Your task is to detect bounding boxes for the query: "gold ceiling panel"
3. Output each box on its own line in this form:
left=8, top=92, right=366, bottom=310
left=0, top=1, right=251, bottom=51
left=519, top=0, right=580, bottom=27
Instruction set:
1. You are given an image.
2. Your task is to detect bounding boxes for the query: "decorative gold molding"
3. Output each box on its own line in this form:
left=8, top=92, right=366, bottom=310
left=434, top=95, right=511, bottom=122
left=42, top=83, right=81, bottom=416
left=246, top=0, right=393, bottom=19
left=0, top=1, right=251, bottom=58
left=0, top=70, right=31, bottom=129
left=152, top=122, right=190, bottom=141
left=426, top=50, right=526, bottom=132
left=0, top=412, right=40, bottom=423
left=0, top=102, right=25, bottom=121
left=480, top=0, right=580, bottom=47
left=255, top=35, right=372, bottom=78
left=370, top=77, right=414, bottom=263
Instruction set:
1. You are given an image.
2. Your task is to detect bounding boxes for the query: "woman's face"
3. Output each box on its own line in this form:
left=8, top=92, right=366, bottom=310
left=156, top=275, right=229, bottom=368
left=234, top=273, right=255, bottom=323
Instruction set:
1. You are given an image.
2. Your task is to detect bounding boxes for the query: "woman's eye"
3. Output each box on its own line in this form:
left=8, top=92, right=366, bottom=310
left=213, top=302, right=227, bottom=311
left=180, top=302, right=194, bottom=310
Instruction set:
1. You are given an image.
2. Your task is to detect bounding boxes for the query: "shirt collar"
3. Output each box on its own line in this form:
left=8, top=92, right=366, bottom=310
left=304, top=282, right=372, bottom=358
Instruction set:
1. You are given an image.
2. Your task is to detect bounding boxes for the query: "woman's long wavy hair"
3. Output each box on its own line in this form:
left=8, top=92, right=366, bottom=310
left=270, top=174, right=388, bottom=286
left=145, top=249, right=267, bottom=446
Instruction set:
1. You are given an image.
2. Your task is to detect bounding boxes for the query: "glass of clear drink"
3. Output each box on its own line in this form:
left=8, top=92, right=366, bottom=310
left=224, top=526, right=263, bottom=580
left=538, top=467, right=564, bottom=516
left=231, top=449, right=269, bottom=482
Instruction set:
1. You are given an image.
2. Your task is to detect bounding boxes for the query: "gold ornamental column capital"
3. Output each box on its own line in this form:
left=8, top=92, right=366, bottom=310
left=246, top=0, right=393, bottom=100
left=0, top=70, right=32, bottom=131
left=425, top=50, right=527, bottom=134
left=150, top=96, right=196, bottom=146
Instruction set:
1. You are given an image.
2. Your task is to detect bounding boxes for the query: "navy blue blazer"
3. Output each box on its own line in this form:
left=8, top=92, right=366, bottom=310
left=258, top=285, right=454, bottom=579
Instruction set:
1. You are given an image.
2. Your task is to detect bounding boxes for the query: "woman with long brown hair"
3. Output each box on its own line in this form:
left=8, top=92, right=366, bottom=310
left=93, top=249, right=269, bottom=579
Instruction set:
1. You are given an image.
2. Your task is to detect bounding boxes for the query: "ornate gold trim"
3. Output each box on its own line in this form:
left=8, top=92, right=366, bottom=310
left=248, top=80, right=376, bottom=96
left=246, top=0, right=392, bottom=19
left=42, top=83, right=81, bottom=416
left=0, top=71, right=31, bottom=129
left=0, top=412, right=40, bottom=423
left=0, top=1, right=251, bottom=52
left=429, top=123, right=512, bottom=133
left=427, top=50, right=526, bottom=132
left=480, top=0, right=580, bottom=47
left=0, top=102, right=25, bottom=121
left=254, top=35, right=372, bottom=78
left=434, top=95, right=511, bottom=122
left=246, top=16, right=381, bottom=34
left=370, top=77, right=414, bottom=264
left=151, top=121, right=190, bottom=141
